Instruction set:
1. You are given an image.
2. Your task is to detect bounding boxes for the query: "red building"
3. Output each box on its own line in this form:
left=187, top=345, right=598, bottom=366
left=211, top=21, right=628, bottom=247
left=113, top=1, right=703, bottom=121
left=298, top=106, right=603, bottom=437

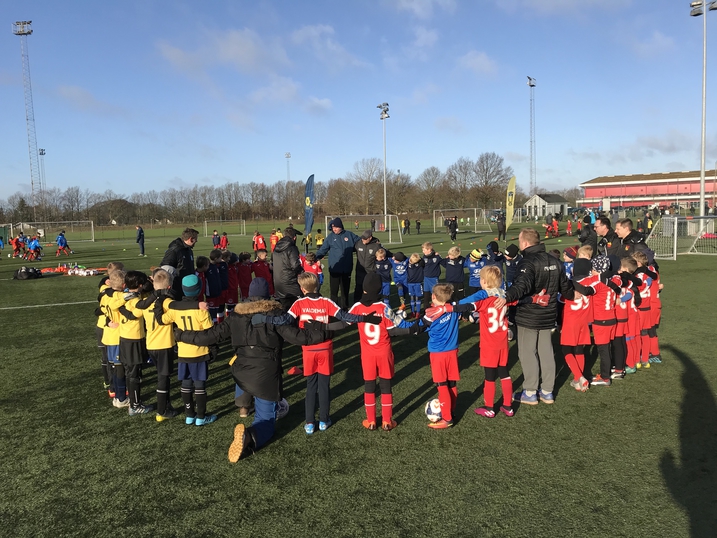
left=577, top=170, right=717, bottom=211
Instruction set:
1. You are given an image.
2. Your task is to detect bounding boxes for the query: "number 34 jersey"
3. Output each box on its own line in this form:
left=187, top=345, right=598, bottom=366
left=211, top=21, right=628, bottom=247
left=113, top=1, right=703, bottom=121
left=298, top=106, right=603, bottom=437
left=473, top=296, right=509, bottom=350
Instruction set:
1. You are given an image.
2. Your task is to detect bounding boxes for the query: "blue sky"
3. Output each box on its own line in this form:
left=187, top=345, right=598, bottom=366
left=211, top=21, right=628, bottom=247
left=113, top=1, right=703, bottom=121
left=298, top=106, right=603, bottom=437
left=0, top=0, right=714, bottom=198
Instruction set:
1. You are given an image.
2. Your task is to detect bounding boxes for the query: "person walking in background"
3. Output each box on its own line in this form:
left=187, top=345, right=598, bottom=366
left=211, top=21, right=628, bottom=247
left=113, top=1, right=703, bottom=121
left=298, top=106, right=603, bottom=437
left=415, top=219, right=421, bottom=234
left=136, top=226, right=146, bottom=257
left=497, top=213, right=506, bottom=242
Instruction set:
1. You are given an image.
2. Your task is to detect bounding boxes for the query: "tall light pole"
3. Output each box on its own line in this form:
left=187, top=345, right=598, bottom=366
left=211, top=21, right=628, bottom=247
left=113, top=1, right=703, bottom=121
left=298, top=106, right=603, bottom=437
left=285, top=152, right=291, bottom=182
left=377, top=102, right=389, bottom=235
left=691, top=1, right=717, bottom=216
left=527, top=76, right=537, bottom=196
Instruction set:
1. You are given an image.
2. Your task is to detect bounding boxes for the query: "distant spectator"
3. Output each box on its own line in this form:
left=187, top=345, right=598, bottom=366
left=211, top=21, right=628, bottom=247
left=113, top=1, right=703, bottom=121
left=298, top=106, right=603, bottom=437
left=136, top=226, right=146, bottom=257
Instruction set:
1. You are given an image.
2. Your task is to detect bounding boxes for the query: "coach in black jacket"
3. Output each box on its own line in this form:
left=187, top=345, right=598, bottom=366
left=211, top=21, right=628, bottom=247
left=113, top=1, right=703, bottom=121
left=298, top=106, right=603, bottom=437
left=594, top=217, right=621, bottom=258
left=272, top=227, right=303, bottom=309
left=160, top=227, right=198, bottom=296
left=504, top=228, right=574, bottom=404
left=578, top=216, right=598, bottom=257
left=353, top=230, right=390, bottom=303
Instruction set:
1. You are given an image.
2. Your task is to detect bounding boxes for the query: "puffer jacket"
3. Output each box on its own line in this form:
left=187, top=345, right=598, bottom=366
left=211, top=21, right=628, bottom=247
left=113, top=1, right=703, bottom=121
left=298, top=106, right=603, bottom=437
left=177, top=299, right=327, bottom=401
left=578, top=225, right=598, bottom=257
left=505, top=243, right=574, bottom=330
left=315, top=229, right=360, bottom=274
left=354, top=237, right=389, bottom=273
left=272, top=236, right=303, bottom=298
left=160, top=237, right=195, bottom=279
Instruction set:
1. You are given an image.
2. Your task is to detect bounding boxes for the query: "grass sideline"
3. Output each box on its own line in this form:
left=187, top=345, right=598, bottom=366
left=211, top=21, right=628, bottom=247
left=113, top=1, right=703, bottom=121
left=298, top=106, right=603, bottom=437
left=0, top=228, right=715, bottom=537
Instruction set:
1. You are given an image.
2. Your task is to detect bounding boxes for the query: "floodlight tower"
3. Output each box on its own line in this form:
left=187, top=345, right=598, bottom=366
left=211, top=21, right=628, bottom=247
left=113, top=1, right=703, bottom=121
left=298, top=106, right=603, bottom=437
left=13, top=21, right=41, bottom=222
left=377, top=102, right=389, bottom=233
left=527, top=76, right=537, bottom=196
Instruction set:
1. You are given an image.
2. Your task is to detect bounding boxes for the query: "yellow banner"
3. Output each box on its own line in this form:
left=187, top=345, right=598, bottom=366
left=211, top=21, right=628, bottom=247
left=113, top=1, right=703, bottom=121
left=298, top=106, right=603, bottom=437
left=505, top=175, right=516, bottom=231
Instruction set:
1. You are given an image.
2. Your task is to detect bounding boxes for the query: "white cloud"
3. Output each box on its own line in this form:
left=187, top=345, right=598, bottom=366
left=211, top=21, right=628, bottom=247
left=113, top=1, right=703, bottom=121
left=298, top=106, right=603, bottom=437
left=495, top=0, right=630, bottom=15
left=291, top=25, right=369, bottom=71
left=457, top=50, right=497, bottom=76
left=304, top=97, right=333, bottom=116
left=434, top=116, right=466, bottom=134
left=628, top=30, right=675, bottom=58
left=411, top=83, right=440, bottom=105
left=56, top=85, right=126, bottom=116
left=249, top=76, right=300, bottom=104
left=505, top=151, right=528, bottom=163
left=402, top=26, right=439, bottom=61
left=388, top=0, right=457, bottom=19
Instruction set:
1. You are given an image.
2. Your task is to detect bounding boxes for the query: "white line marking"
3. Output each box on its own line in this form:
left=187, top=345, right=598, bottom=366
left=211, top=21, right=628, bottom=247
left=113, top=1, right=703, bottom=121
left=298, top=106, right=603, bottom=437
left=0, top=300, right=96, bottom=311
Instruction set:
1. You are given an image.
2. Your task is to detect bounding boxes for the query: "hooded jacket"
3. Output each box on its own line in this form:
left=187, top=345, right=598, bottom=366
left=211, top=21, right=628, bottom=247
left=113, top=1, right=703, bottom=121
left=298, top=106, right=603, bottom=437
left=315, top=228, right=360, bottom=274
left=505, top=243, right=574, bottom=330
left=354, top=237, right=388, bottom=274
left=578, top=224, right=598, bottom=257
left=177, top=299, right=327, bottom=401
left=272, top=236, right=303, bottom=298
left=160, top=237, right=195, bottom=279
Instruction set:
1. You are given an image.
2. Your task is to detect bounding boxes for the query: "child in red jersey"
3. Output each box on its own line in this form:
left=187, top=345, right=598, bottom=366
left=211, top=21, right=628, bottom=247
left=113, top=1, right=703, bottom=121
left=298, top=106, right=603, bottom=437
left=269, top=230, right=279, bottom=253
left=252, top=231, right=267, bottom=259
left=561, top=259, right=593, bottom=392
left=348, top=273, right=418, bottom=431
left=222, top=250, right=240, bottom=313
left=632, top=251, right=660, bottom=368
left=286, top=273, right=379, bottom=434
left=251, top=249, right=274, bottom=296
left=617, top=257, right=642, bottom=374
left=300, top=252, right=323, bottom=289
left=237, top=252, right=253, bottom=301
left=219, top=232, right=229, bottom=250
left=566, top=219, right=573, bottom=236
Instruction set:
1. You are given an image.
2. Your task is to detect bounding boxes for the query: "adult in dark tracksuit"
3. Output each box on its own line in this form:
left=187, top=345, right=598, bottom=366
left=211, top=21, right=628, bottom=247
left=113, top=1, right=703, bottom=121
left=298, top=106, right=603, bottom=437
left=353, top=230, right=390, bottom=304
left=315, top=218, right=360, bottom=309
left=503, top=228, right=574, bottom=405
left=578, top=216, right=598, bottom=257
left=496, top=214, right=507, bottom=242
left=272, top=227, right=304, bottom=310
left=136, top=226, right=145, bottom=256
left=594, top=217, right=621, bottom=258
left=160, top=228, right=198, bottom=297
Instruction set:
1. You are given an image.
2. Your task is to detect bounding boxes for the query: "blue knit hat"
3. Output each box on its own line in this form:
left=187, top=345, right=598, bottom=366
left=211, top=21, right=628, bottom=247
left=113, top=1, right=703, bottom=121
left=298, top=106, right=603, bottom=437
left=248, top=277, right=270, bottom=299
left=182, top=274, right=202, bottom=297
left=329, top=217, right=344, bottom=229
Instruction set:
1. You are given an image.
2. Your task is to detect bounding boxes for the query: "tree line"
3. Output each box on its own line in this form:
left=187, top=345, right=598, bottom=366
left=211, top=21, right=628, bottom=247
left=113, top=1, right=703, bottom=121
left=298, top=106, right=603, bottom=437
left=0, top=152, right=582, bottom=225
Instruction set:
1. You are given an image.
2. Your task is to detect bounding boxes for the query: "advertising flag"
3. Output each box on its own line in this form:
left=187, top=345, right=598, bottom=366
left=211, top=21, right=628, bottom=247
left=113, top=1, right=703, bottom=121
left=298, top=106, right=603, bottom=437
left=505, top=175, right=516, bottom=231
left=304, top=174, right=315, bottom=235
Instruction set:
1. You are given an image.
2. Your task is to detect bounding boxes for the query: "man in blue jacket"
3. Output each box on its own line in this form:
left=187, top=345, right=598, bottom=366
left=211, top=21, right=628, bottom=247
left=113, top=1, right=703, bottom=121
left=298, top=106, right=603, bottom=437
left=315, top=218, right=360, bottom=309
left=136, top=226, right=145, bottom=256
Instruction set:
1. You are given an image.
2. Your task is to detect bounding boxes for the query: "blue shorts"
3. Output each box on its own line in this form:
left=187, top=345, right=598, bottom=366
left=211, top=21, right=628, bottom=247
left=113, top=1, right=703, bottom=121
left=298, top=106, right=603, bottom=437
left=178, top=361, right=209, bottom=382
left=381, top=282, right=391, bottom=296
left=394, top=280, right=408, bottom=296
left=107, top=344, right=121, bottom=365
left=408, top=283, right=423, bottom=298
left=423, top=276, right=438, bottom=293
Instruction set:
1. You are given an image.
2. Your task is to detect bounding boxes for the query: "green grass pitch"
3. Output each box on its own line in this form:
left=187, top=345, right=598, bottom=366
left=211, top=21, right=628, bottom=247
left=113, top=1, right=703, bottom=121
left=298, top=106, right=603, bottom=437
left=0, top=226, right=715, bottom=537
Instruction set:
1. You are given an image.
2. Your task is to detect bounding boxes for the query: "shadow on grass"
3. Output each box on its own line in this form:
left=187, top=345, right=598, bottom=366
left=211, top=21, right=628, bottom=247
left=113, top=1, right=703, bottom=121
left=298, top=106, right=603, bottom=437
left=659, top=345, right=717, bottom=538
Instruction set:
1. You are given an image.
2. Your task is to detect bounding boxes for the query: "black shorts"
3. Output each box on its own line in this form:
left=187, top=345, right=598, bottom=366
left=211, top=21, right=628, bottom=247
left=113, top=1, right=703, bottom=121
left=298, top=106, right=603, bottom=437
left=149, top=348, right=175, bottom=377
left=119, top=339, right=145, bottom=366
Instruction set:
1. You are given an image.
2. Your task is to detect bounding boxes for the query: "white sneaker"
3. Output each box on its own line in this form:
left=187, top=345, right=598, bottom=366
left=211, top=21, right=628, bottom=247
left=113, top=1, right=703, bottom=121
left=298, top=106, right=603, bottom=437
left=112, top=397, right=130, bottom=408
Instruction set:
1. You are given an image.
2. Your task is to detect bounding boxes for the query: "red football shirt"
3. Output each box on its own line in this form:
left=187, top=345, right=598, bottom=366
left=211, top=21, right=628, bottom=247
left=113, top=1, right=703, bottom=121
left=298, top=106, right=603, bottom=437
left=348, top=301, right=396, bottom=357
left=577, top=273, right=618, bottom=321
left=288, top=296, right=341, bottom=351
left=251, top=260, right=274, bottom=295
left=473, top=296, right=509, bottom=352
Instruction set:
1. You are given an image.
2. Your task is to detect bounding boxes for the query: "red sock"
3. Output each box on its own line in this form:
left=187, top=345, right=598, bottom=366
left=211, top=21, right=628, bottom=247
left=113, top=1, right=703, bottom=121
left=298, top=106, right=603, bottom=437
left=564, top=353, right=582, bottom=379
left=641, top=335, right=650, bottom=363
left=575, top=354, right=585, bottom=376
left=437, top=385, right=452, bottom=422
left=483, top=380, right=495, bottom=408
left=450, top=385, right=458, bottom=413
left=628, top=338, right=639, bottom=367
left=650, top=336, right=660, bottom=357
left=364, top=393, right=376, bottom=423
left=500, top=377, right=513, bottom=406
left=380, top=393, right=393, bottom=423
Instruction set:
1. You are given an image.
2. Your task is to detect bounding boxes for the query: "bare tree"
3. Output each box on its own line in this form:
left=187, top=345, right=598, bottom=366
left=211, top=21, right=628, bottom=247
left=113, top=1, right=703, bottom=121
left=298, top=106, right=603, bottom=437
left=472, top=152, right=513, bottom=209
left=413, top=166, right=443, bottom=213
left=345, top=158, right=383, bottom=215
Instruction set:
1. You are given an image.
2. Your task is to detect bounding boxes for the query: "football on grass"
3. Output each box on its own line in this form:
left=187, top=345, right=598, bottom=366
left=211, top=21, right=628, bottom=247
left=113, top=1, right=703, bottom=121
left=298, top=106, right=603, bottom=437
left=276, top=398, right=289, bottom=420
left=425, top=399, right=442, bottom=423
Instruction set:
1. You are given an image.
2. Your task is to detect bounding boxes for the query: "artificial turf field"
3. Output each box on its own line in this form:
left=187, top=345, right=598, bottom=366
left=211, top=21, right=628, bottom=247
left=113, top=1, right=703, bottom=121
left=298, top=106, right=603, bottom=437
left=1, top=225, right=715, bottom=537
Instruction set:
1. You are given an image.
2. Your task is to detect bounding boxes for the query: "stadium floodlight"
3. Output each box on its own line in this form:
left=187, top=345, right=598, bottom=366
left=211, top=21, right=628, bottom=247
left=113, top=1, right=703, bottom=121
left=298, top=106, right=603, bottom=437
left=377, top=102, right=390, bottom=239
left=285, top=152, right=291, bottom=182
left=690, top=1, right=717, bottom=216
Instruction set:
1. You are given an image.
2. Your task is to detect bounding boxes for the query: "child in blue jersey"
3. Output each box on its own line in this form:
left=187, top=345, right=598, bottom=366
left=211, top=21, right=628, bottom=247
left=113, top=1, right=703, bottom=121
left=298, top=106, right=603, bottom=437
left=503, top=244, right=522, bottom=288
left=374, top=248, right=392, bottom=306
left=563, top=246, right=577, bottom=280
left=466, top=248, right=487, bottom=296
left=55, top=231, right=71, bottom=257
left=390, top=252, right=409, bottom=310
left=421, top=242, right=442, bottom=309
left=440, top=246, right=466, bottom=302
left=407, top=253, right=424, bottom=318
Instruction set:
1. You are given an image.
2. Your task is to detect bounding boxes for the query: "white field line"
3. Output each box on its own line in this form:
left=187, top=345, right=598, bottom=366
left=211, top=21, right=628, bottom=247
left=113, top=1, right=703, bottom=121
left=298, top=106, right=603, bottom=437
left=0, top=300, right=96, bottom=311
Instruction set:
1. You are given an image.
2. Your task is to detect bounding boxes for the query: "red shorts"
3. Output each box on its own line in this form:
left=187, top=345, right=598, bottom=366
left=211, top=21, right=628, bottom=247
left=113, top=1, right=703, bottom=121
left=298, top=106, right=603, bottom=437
left=429, top=349, right=460, bottom=383
left=479, top=345, right=508, bottom=368
left=592, top=322, right=616, bottom=345
left=561, top=322, right=592, bottom=346
left=225, top=288, right=239, bottom=306
left=615, top=319, right=628, bottom=338
left=361, top=349, right=395, bottom=380
left=650, top=307, right=661, bottom=329
left=302, top=345, right=334, bottom=376
left=638, top=309, right=652, bottom=331
left=205, top=295, right=225, bottom=309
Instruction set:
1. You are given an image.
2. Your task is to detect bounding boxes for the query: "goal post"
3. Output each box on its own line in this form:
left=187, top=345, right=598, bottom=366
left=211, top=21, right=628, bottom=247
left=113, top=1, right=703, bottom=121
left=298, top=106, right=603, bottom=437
left=204, top=219, right=246, bottom=237
left=647, top=215, right=717, bottom=260
left=432, top=208, right=492, bottom=233
left=323, top=214, right=403, bottom=244
left=12, top=220, right=95, bottom=242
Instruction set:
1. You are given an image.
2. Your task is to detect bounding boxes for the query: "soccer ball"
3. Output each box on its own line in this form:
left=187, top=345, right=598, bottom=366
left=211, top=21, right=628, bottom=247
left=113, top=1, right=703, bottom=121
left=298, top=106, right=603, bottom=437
left=7, top=253, right=10, bottom=258
left=425, top=399, right=442, bottom=423
left=276, top=398, right=290, bottom=420
left=467, top=311, right=480, bottom=324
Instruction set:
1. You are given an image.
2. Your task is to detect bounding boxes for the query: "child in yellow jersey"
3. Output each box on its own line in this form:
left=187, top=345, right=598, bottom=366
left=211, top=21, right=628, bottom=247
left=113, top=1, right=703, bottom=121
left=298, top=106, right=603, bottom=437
left=95, top=262, right=124, bottom=398
left=119, top=271, right=155, bottom=416
left=100, top=270, right=128, bottom=408
left=158, top=274, right=217, bottom=426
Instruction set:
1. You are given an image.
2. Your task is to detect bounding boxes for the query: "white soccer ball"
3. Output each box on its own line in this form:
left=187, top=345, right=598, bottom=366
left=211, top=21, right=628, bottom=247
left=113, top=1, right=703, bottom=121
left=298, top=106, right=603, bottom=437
left=425, top=398, right=442, bottom=423
left=276, top=398, right=290, bottom=420
left=7, top=253, right=10, bottom=258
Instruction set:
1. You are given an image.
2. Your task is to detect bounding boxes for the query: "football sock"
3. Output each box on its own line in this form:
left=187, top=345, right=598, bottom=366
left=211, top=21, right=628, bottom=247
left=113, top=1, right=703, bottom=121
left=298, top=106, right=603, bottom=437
left=500, top=377, right=513, bottom=406
left=364, top=393, right=376, bottom=423
left=596, top=344, right=612, bottom=379
left=483, top=380, right=495, bottom=408
left=318, top=374, right=331, bottom=423
left=575, top=354, right=585, bottom=375
left=437, top=385, right=452, bottom=422
left=563, top=353, right=582, bottom=379
left=641, top=335, right=651, bottom=363
left=612, top=336, right=627, bottom=370
left=650, top=334, right=660, bottom=357
left=449, top=385, right=458, bottom=413
left=156, top=389, right=168, bottom=415
left=380, top=393, right=393, bottom=423
left=181, top=387, right=195, bottom=417
left=195, top=388, right=207, bottom=419
left=626, top=338, right=638, bottom=368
